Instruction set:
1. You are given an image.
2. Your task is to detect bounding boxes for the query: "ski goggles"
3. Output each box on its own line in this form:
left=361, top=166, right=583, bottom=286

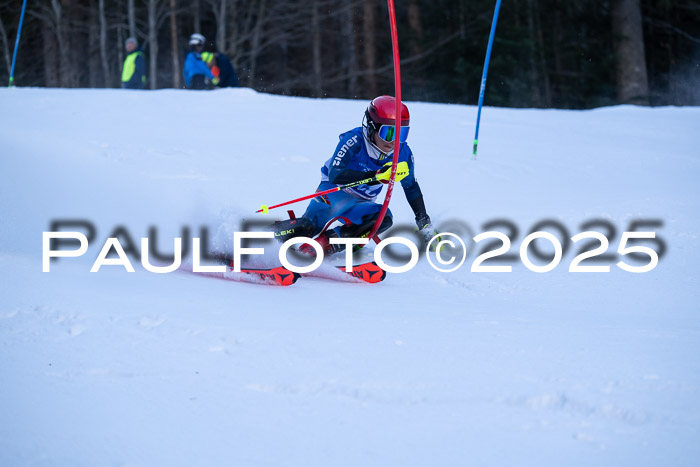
left=377, top=124, right=410, bottom=143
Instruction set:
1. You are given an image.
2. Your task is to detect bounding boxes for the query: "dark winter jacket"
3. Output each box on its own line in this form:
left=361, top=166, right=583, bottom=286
left=214, top=53, right=239, bottom=88
left=121, top=48, right=146, bottom=89
left=201, top=52, right=239, bottom=88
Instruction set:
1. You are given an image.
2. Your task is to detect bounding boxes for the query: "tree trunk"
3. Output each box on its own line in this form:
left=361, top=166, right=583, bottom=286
left=42, top=22, right=59, bottom=87
left=50, top=0, right=72, bottom=87
left=0, top=15, right=11, bottom=79
left=350, top=3, right=360, bottom=97
left=341, top=0, right=357, bottom=96
left=407, top=0, right=424, bottom=56
left=247, top=0, right=266, bottom=87
left=279, top=36, right=289, bottom=94
left=170, top=0, right=181, bottom=88
left=128, top=0, right=136, bottom=37
left=311, top=0, right=322, bottom=96
left=193, top=0, right=200, bottom=34
left=533, top=0, right=552, bottom=106
left=227, top=0, right=238, bottom=67
left=88, top=0, right=99, bottom=87
left=611, top=0, right=650, bottom=105
left=552, top=0, right=565, bottom=98
left=148, top=0, right=159, bottom=89
left=99, top=0, right=111, bottom=87
left=526, top=0, right=543, bottom=106
left=117, top=25, right=124, bottom=84
left=406, top=0, right=425, bottom=94
left=362, top=0, right=377, bottom=97
left=216, top=0, right=227, bottom=53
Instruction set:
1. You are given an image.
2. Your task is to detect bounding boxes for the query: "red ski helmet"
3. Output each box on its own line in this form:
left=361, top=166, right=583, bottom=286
left=363, top=96, right=410, bottom=144
left=366, top=95, right=410, bottom=127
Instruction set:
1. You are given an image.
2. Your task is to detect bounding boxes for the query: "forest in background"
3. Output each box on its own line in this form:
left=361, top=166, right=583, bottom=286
left=0, top=0, right=698, bottom=108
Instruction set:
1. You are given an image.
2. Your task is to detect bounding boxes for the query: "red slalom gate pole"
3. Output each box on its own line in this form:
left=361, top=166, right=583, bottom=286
left=365, top=0, right=402, bottom=244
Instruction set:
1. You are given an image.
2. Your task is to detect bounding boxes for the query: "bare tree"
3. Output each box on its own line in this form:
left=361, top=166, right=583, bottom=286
left=219, top=0, right=309, bottom=92
left=533, top=0, right=551, bottom=106
left=169, top=0, right=181, bottom=88
left=87, top=0, right=99, bottom=87
left=612, top=0, right=650, bottom=104
left=405, top=0, right=426, bottom=94
left=406, top=0, right=424, bottom=57
left=192, top=0, right=200, bottom=34
left=147, top=0, right=158, bottom=89
left=127, top=0, right=135, bottom=37
left=226, top=0, right=241, bottom=67
left=42, top=25, right=59, bottom=87
left=312, top=0, right=322, bottom=96
left=146, top=0, right=170, bottom=89
left=29, top=0, right=76, bottom=87
left=340, top=0, right=358, bottom=96
left=116, top=24, right=124, bottom=85
left=362, top=0, right=377, bottom=96
left=98, top=0, right=110, bottom=87
left=203, top=0, right=227, bottom=52
left=0, top=12, right=11, bottom=78
left=53, top=0, right=71, bottom=86
left=525, top=0, right=543, bottom=106
left=247, top=0, right=267, bottom=86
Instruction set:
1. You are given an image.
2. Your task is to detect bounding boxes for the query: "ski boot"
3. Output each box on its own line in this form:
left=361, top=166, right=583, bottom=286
left=298, top=214, right=394, bottom=257
left=266, top=217, right=314, bottom=242
left=298, top=227, right=345, bottom=256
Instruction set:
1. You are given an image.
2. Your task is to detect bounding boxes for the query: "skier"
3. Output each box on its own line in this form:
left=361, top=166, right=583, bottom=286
left=183, top=33, right=214, bottom=90
left=271, top=95, right=440, bottom=255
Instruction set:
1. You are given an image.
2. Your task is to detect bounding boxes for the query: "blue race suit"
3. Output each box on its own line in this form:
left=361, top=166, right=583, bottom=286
left=302, top=127, right=424, bottom=236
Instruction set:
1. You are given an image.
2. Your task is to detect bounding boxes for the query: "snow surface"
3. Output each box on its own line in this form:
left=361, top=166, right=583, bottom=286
left=1, top=87, right=699, bottom=466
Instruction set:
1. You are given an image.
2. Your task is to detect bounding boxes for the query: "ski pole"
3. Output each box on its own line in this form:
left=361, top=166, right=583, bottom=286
left=8, top=0, right=28, bottom=87
left=256, top=176, right=376, bottom=214
left=473, top=0, right=502, bottom=159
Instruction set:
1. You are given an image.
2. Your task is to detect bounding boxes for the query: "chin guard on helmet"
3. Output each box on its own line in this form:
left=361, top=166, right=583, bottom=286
left=362, top=110, right=380, bottom=142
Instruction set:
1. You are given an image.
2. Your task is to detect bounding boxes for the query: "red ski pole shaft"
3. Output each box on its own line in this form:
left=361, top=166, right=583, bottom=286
left=256, top=176, right=376, bottom=214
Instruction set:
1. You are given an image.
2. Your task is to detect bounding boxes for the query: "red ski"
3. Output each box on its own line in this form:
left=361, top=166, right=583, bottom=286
left=186, top=253, right=385, bottom=286
left=335, top=261, right=386, bottom=283
left=234, top=266, right=300, bottom=286
left=303, top=261, right=386, bottom=284
left=184, top=263, right=299, bottom=286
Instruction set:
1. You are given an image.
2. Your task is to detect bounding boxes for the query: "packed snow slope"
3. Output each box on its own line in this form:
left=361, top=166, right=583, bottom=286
left=1, top=87, right=699, bottom=467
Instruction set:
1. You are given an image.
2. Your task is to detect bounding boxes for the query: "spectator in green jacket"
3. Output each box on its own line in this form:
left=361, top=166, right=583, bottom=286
left=121, top=37, right=146, bottom=89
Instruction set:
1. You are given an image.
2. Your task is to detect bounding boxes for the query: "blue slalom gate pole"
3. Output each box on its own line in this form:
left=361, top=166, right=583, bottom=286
left=8, top=0, right=29, bottom=87
left=473, top=0, right=502, bottom=159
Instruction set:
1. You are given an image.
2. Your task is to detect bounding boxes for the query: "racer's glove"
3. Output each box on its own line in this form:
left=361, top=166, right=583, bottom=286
left=375, top=161, right=409, bottom=184
left=416, top=214, right=443, bottom=251
left=212, top=76, right=220, bottom=86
